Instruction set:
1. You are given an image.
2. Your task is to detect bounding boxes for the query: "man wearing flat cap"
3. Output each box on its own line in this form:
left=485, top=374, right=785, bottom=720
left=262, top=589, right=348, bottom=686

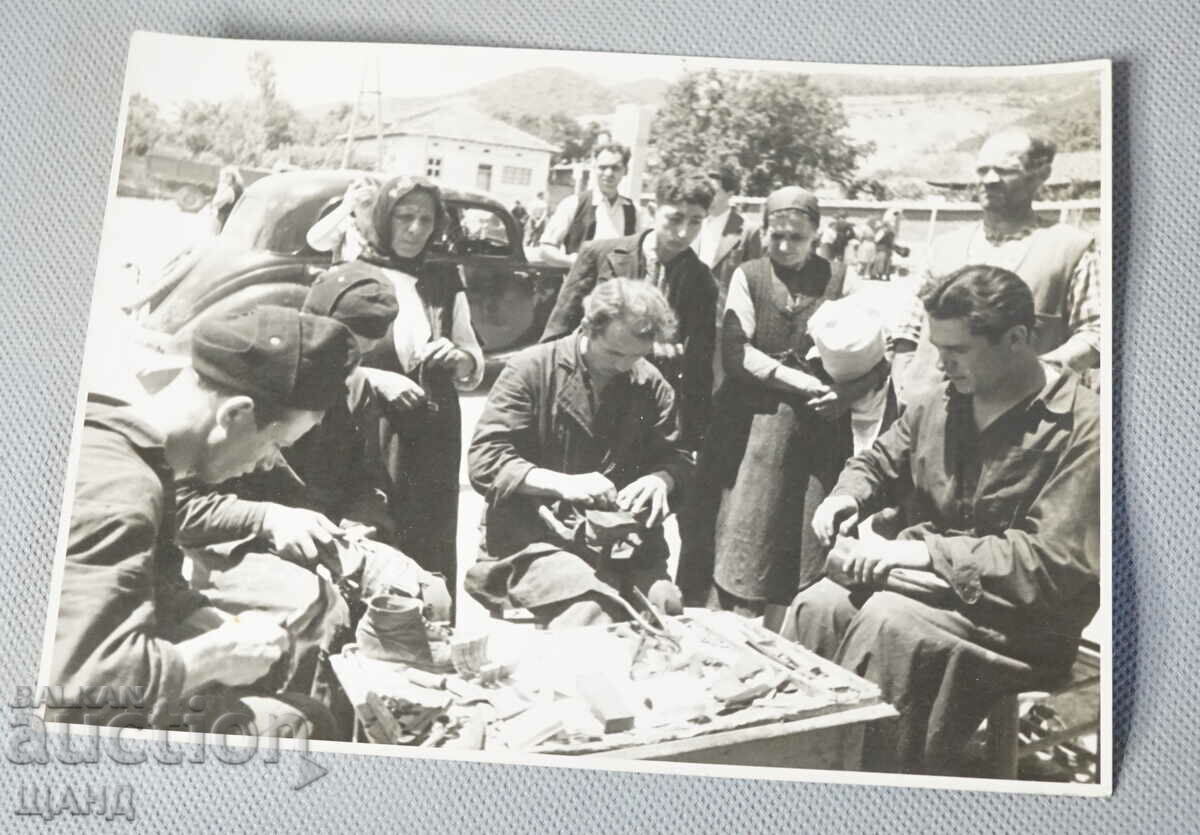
left=173, top=269, right=452, bottom=719
left=177, top=266, right=404, bottom=558
left=47, top=306, right=359, bottom=738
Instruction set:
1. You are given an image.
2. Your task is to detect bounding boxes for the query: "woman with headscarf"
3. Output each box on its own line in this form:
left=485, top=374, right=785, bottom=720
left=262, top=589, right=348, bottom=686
left=676, top=187, right=887, bottom=630
left=351, top=176, right=486, bottom=594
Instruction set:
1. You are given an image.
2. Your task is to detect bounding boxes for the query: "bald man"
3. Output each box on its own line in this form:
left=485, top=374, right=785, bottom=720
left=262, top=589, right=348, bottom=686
left=892, top=129, right=1102, bottom=402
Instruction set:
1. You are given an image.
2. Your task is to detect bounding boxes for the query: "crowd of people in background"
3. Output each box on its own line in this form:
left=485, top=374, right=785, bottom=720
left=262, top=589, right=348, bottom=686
left=50, top=124, right=1102, bottom=777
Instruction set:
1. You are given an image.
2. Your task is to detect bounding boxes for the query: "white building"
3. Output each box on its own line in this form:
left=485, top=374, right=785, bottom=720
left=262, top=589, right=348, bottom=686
left=347, top=105, right=558, bottom=206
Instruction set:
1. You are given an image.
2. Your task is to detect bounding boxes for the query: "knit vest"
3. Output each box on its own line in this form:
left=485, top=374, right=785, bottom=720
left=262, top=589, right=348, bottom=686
left=739, top=256, right=834, bottom=359
left=899, top=222, right=1095, bottom=399
left=563, top=191, right=638, bottom=254
left=924, top=222, right=1094, bottom=355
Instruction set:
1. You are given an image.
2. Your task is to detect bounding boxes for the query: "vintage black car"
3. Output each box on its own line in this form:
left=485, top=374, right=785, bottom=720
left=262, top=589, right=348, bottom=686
left=137, top=170, right=568, bottom=372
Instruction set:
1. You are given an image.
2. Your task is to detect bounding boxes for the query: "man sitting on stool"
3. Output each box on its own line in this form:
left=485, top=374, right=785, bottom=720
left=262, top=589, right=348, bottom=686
left=783, top=264, right=1100, bottom=775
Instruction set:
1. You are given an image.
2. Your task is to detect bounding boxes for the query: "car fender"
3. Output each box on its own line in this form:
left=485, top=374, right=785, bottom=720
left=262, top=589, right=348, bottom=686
left=146, top=256, right=323, bottom=335
left=157, top=281, right=313, bottom=356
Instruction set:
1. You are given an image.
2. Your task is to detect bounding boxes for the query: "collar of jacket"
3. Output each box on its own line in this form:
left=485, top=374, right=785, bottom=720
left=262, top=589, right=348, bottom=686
left=84, top=393, right=165, bottom=453
left=713, top=209, right=746, bottom=266
left=603, top=232, right=649, bottom=278
left=943, top=362, right=1078, bottom=420
left=553, top=333, right=635, bottom=438
left=607, top=230, right=706, bottom=280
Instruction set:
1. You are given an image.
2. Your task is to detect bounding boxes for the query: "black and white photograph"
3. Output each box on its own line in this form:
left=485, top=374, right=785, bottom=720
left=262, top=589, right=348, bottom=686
left=36, top=32, right=1111, bottom=796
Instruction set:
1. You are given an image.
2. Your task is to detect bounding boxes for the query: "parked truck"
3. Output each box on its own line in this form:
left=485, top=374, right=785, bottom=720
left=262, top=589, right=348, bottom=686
left=117, top=152, right=273, bottom=212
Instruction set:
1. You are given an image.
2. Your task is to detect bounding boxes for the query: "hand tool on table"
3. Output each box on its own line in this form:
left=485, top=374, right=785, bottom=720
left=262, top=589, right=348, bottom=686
left=626, top=586, right=683, bottom=668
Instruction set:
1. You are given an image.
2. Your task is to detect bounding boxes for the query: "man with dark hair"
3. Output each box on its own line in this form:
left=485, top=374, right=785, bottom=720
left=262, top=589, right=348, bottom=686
left=692, top=164, right=747, bottom=294
left=784, top=264, right=1100, bottom=775
left=537, top=142, right=643, bottom=267
left=48, top=306, right=360, bottom=738
left=541, top=169, right=718, bottom=449
left=466, top=279, right=692, bottom=629
left=893, top=128, right=1102, bottom=402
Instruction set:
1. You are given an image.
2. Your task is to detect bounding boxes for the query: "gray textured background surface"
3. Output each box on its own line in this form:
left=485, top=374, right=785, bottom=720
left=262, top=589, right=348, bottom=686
left=0, top=0, right=1188, bottom=830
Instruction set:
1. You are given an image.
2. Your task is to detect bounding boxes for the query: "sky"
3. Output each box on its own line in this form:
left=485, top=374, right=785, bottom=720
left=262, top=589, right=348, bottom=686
left=125, top=32, right=1107, bottom=110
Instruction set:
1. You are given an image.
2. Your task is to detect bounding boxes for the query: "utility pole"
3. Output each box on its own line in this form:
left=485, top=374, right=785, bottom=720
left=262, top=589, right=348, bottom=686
left=340, top=62, right=368, bottom=170
left=374, top=57, right=385, bottom=171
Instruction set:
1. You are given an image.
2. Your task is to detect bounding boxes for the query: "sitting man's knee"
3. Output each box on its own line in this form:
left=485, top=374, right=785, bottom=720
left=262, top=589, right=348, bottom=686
left=850, top=590, right=929, bottom=634
left=782, top=577, right=859, bottom=650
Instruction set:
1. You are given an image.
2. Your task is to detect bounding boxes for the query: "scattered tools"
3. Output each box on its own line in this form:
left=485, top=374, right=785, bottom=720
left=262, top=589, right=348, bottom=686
left=406, top=668, right=447, bottom=690
left=366, top=691, right=454, bottom=746
left=419, top=719, right=452, bottom=748
left=575, top=672, right=636, bottom=734
left=444, top=707, right=488, bottom=751
left=364, top=691, right=407, bottom=745
left=626, top=587, right=682, bottom=653
left=501, top=704, right=565, bottom=750
left=712, top=674, right=774, bottom=706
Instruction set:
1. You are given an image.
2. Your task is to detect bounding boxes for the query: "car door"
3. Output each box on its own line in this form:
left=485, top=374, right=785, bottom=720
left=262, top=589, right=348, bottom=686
left=434, top=203, right=561, bottom=356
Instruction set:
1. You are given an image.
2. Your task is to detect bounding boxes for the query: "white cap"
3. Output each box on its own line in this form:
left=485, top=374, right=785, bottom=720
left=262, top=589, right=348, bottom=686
left=808, top=298, right=886, bottom=383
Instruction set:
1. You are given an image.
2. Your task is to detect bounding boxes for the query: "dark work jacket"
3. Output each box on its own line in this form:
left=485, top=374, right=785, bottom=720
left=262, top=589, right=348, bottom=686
left=709, top=209, right=749, bottom=320
left=540, top=232, right=718, bottom=449
left=49, top=395, right=209, bottom=726
left=468, top=334, right=693, bottom=562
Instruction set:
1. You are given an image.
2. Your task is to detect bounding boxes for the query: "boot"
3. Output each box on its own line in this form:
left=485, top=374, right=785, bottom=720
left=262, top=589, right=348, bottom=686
left=356, top=594, right=434, bottom=667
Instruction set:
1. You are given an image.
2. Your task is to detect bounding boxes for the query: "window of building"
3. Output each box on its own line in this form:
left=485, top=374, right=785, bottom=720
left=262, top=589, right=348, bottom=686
left=426, top=157, right=442, bottom=178
left=501, top=166, right=533, bottom=186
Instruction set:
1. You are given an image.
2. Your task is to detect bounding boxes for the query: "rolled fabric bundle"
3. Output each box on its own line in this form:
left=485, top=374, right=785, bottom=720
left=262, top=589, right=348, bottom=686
left=356, top=594, right=432, bottom=666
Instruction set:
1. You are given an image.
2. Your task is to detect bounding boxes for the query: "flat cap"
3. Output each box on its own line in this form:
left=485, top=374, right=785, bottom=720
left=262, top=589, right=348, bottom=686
left=302, top=264, right=399, bottom=339
left=764, top=186, right=821, bottom=225
left=192, top=305, right=360, bottom=412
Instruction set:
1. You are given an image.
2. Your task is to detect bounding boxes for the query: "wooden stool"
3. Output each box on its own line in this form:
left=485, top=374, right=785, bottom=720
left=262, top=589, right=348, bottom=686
left=986, top=639, right=1102, bottom=779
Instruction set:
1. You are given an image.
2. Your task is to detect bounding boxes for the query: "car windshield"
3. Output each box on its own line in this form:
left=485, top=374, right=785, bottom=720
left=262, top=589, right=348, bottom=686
left=221, top=190, right=325, bottom=255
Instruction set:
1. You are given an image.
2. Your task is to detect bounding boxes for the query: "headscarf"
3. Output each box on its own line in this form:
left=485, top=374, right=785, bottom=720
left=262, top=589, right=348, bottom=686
left=358, top=175, right=448, bottom=274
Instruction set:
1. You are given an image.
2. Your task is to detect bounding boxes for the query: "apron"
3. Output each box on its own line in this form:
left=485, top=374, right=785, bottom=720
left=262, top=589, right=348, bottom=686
left=709, top=259, right=849, bottom=605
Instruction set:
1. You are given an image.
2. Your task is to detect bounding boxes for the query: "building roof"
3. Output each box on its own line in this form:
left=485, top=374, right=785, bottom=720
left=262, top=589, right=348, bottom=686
left=347, top=105, right=559, bottom=154
left=916, top=149, right=1103, bottom=187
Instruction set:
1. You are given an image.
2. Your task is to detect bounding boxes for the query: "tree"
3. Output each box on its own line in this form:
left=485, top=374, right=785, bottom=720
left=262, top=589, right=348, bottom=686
left=546, top=113, right=603, bottom=163
left=652, top=70, right=870, bottom=196
left=168, top=52, right=305, bottom=166
left=123, top=93, right=165, bottom=156
left=246, top=51, right=278, bottom=103
left=493, top=110, right=603, bottom=164
left=174, top=100, right=226, bottom=158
